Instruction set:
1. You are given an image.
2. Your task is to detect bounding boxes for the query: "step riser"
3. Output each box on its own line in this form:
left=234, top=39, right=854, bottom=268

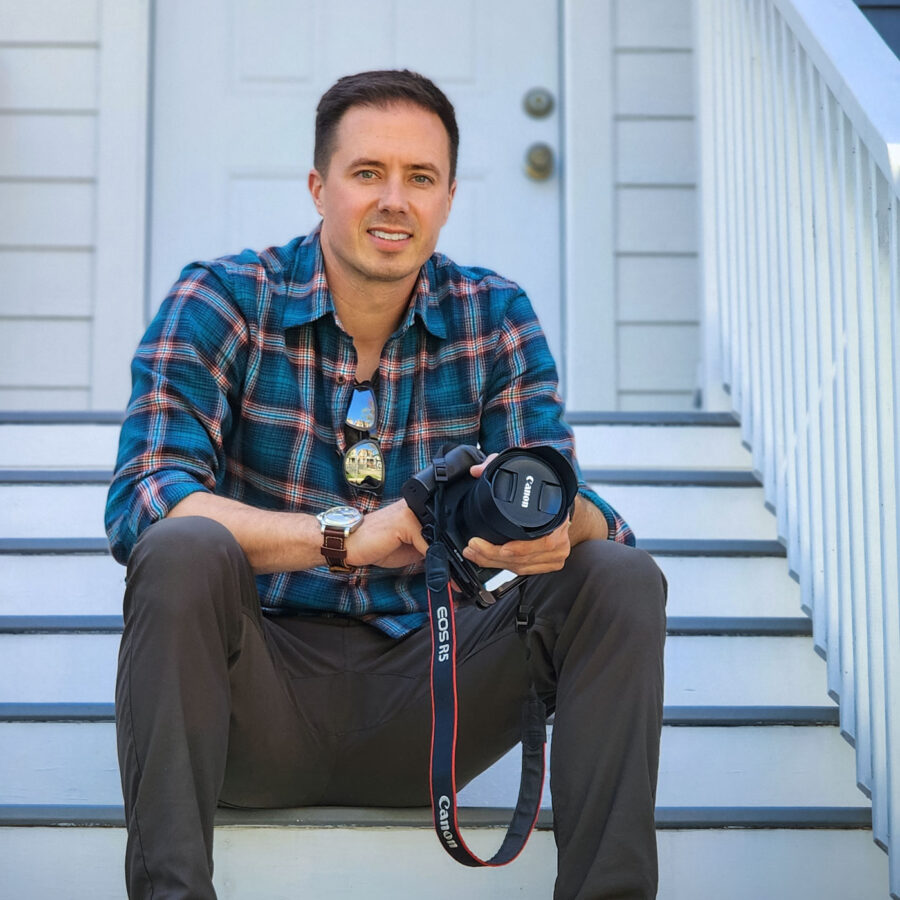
left=0, top=483, right=778, bottom=541
left=0, top=423, right=750, bottom=473
left=0, top=554, right=801, bottom=620
left=0, top=425, right=120, bottom=470
left=573, top=424, right=753, bottom=469
left=0, top=827, right=888, bottom=900
left=0, top=723, right=865, bottom=808
left=0, top=634, right=831, bottom=707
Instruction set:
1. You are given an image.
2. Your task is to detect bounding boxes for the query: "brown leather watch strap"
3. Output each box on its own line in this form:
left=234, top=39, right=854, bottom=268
left=321, top=526, right=354, bottom=573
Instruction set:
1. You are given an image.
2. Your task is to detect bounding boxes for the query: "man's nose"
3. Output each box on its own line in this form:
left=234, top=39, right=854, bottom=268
left=377, top=175, right=410, bottom=213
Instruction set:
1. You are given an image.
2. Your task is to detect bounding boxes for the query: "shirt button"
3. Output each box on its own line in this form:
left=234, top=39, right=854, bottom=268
left=337, top=375, right=346, bottom=384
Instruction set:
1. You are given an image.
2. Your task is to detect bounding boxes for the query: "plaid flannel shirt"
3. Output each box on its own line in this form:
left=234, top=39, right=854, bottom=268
left=105, top=229, right=634, bottom=637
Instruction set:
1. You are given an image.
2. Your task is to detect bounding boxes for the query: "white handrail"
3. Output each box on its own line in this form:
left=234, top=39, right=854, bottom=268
left=695, top=1, right=900, bottom=897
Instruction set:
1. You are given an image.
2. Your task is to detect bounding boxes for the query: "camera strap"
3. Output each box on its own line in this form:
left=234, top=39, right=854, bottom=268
left=425, top=539, right=547, bottom=867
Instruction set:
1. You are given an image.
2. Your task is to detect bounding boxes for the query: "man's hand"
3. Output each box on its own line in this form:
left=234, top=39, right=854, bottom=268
left=460, top=452, right=572, bottom=576
left=462, top=518, right=572, bottom=576
left=344, top=499, right=430, bottom=569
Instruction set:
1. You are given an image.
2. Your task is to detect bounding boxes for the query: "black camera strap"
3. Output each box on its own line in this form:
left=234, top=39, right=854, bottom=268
left=425, top=538, right=547, bottom=867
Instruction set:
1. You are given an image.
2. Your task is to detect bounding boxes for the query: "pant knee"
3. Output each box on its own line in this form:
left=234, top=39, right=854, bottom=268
left=554, top=540, right=668, bottom=644
left=124, top=516, right=252, bottom=625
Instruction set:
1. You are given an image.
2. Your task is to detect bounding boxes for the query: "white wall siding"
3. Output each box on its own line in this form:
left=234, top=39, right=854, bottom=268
left=613, top=0, right=700, bottom=410
left=0, top=0, right=149, bottom=411
left=0, top=0, right=100, bottom=409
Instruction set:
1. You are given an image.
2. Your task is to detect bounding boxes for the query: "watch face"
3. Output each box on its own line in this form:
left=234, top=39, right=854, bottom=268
left=320, top=505, right=363, bottom=529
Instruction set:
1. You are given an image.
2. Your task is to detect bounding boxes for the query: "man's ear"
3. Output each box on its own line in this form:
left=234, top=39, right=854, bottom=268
left=308, top=169, right=325, bottom=216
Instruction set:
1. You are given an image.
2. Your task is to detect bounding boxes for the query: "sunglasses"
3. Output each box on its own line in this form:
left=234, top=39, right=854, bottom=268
left=343, top=381, right=385, bottom=492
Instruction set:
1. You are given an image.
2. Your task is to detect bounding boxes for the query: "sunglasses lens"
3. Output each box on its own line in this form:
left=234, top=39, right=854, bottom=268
left=345, top=385, right=377, bottom=431
left=344, top=439, right=384, bottom=489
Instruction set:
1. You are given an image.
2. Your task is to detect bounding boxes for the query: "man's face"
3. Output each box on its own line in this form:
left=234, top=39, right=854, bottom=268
left=308, top=102, right=457, bottom=291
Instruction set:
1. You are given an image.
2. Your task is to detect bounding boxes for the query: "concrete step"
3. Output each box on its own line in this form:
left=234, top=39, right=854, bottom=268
left=0, top=721, right=865, bottom=809
left=0, top=480, right=779, bottom=542
left=0, top=632, right=832, bottom=707
left=0, top=822, right=888, bottom=900
left=0, top=552, right=801, bottom=620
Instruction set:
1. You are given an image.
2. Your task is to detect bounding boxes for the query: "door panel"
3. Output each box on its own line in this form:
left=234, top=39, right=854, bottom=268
left=150, top=0, right=563, bottom=358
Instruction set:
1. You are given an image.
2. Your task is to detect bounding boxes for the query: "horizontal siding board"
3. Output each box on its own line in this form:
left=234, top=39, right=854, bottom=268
left=0, top=321, right=91, bottom=388
left=0, top=250, right=93, bottom=317
left=615, top=51, right=695, bottom=117
left=617, top=323, right=701, bottom=391
left=618, top=256, right=699, bottom=321
left=0, top=388, right=90, bottom=410
left=0, top=48, right=98, bottom=111
left=616, top=187, right=698, bottom=253
left=616, top=119, right=697, bottom=184
left=0, top=182, right=94, bottom=247
left=0, top=0, right=100, bottom=43
left=615, top=0, right=693, bottom=49
left=0, top=115, right=96, bottom=179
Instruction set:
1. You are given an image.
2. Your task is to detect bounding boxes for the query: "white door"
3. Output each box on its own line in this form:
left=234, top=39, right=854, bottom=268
left=150, top=0, right=563, bottom=362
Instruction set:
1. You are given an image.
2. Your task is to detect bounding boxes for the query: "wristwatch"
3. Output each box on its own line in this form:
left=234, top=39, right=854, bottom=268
left=316, top=505, right=364, bottom=573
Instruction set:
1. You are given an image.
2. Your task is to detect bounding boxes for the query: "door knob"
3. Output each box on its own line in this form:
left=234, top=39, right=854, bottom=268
left=524, top=143, right=555, bottom=181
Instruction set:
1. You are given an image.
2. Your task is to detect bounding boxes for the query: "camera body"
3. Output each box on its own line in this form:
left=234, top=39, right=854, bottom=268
left=402, top=444, right=578, bottom=607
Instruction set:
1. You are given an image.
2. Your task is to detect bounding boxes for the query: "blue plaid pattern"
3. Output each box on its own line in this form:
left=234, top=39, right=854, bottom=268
left=105, top=229, right=633, bottom=637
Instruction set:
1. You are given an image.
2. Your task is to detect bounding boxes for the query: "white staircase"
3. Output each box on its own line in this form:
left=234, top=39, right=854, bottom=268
left=0, top=412, right=890, bottom=899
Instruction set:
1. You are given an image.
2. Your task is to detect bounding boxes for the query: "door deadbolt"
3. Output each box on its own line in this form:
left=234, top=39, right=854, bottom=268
left=524, top=143, right=555, bottom=181
left=523, top=87, right=555, bottom=119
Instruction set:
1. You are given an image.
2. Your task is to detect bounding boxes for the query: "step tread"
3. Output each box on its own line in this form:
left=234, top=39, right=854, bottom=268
left=0, top=703, right=841, bottom=725
left=0, top=537, right=788, bottom=557
left=0, top=411, right=741, bottom=427
left=0, top=803, right=870, bottom=829
left=0, top=468, right=762, bottom=487
left=0, top=614, right=813, bottom=636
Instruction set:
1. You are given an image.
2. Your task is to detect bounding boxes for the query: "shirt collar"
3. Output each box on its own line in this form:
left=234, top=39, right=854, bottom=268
left=281, top=227, right=448, bottom=340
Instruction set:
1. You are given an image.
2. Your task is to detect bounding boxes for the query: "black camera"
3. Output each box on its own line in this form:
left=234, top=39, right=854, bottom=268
left=402, top=444, right=578, bottom=607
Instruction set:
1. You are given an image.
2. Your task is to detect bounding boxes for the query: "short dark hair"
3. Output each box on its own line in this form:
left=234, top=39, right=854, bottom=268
left=314, top=69, right=459, bottom=183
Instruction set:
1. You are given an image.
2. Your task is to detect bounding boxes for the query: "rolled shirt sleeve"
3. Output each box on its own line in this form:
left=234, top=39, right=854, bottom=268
left=104, top=263, right=249, bottom=564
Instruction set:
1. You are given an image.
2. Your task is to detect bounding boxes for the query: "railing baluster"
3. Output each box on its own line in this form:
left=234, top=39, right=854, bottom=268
left=722, top=2, right=739, bottom=393
left=782, top=21, right=805, bottom=579
left=864, top=156, right=891, bottom=849
left=742, top=0, right=764, bottom=465
left=819, top=83, right=855, bottom=733
left=755, top=0, right=778, bottom=503
left=886, top=191, right=900, bottom=899
left=847, top=131, right=874, bottom=796
left=768, top=3, right=791, bottom=546
left=807, top=65, right=840, bottom=696
left=797, top=52, right=826, bottom=664
left=790, top=43, right=816, bottom=637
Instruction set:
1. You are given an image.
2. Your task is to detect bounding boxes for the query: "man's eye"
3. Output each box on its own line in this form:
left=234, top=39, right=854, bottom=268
left=357, top=170, right=377, bottom=180
left=412, top=174, right=434, bottom=185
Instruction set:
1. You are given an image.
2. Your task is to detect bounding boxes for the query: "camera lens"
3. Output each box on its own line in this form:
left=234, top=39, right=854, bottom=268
left=459, top=447, right=577, bottom=544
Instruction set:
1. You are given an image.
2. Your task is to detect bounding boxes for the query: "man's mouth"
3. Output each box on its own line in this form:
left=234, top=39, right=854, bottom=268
left=369, top=228, right=412, bottom=242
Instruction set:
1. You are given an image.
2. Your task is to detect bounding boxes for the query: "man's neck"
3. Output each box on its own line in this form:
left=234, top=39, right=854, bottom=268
left=324, top=263, right=419, bottom=380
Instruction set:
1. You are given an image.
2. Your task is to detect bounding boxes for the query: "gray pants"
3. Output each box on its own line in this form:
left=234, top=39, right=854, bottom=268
left=116, top=516, right=667, bottom=899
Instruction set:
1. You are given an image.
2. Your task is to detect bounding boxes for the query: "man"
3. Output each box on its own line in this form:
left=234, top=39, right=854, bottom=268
left=105, top=69, right=666, bottom=900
